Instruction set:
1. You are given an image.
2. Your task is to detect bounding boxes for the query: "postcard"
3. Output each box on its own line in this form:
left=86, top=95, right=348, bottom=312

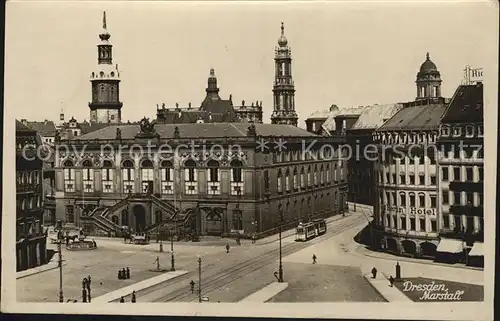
left=2, top=1, right=498, bottom=320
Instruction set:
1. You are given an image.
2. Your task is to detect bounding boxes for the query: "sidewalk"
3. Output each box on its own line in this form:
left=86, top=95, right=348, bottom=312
left=356, top=245, right=484, bottom=272
left=239, top=282, right=289, bottom=302
left=16, top=260, right=67, bottom=280
left=92, top=270, right=188, bottom=303
left=363, top=272, right=411, bottom=302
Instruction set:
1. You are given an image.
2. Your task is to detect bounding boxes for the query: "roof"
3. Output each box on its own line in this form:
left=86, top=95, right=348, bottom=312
left=377, top=103, right=447, bottom=132
left=157, top=109, right=237, bottom=123
left=26, top=120, right=57, bottom=136
left=336, top=106, right=368, bottom=117
left=74, top=123, right=318, bottom=140
left=306, top=109, right=333, bottom=121
left=441, top=83, right=483, bottom=124
left=16, top=120, right=33, bottom=132
left=351, top=103, right=403, bottom=130
left=78, top=122, right=115, bottom=134
left=419, top=52, right=438, bottom=73
left=321, top=109, right=344, bottom=132
left=200, top=98, right=233, bottom=114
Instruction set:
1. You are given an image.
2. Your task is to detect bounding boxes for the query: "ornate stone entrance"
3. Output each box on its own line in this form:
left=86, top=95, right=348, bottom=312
left=133, top=204, right=146, bottom=232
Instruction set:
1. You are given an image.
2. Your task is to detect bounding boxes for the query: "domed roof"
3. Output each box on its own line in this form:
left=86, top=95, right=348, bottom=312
left=278, top=22, right=288, bottom=46
left=419, top=52, right=438, bottom=72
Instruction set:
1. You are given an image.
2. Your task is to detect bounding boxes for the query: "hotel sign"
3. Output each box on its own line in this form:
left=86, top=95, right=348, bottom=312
left=385, top=205, right=436, bottom=216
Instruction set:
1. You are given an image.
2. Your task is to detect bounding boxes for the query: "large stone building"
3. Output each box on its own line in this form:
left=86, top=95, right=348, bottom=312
left=156, top=68, right=263, bottom=124
left=436, top=81, right=484, bottom=266
left=16, top=121, right=47, bottom=271
left=53, top=121, right=347, bottom=238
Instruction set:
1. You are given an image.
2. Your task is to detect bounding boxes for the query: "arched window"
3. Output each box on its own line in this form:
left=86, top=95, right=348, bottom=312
left=399, top=192, right=406, bottom=207
left=300, top=167, right=305, bottom=189
left=313, top=165, right=318, bottom=186
left=102, top=160, right=114, bottom=193
left=409, top=192, right=416, bottom=207
left=230, top=159, right=244, bottom=195
left=122, top=160, right=135, bottom=193
left=207, top=160, right=220, bottom=195
left=184, top=159, right=197, bottom=195
left=293, top=167, right=298, bottom=190
left=277, top=169, right=283, bottom=193
left=418, top=193, right=426, bottom=208
left=320, top=165, right=324, bottom=185
left=82, top=159, right=94, bottom=193
left=326, top=164, right=330, bottom=183
left=160, top=160, right=174, bottom=194
left=63, top=160, right=75, bottom=192
left=141, top=159, right=154, bottom=193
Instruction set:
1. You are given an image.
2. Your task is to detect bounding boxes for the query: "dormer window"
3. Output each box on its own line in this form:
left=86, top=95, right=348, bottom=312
left=453, top=126, right=461, bottom=137
left=441, top=126, right=450, bottom=136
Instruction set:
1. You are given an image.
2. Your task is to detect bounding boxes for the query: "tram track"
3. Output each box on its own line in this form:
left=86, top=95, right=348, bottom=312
left=149, top=214, right=367, bottom=302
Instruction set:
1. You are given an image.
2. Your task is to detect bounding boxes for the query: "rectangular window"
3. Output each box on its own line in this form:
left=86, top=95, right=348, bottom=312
left=454, top=192, right=461, bottom=205
left=392, top=174, right=396, bottom=184
left=430, top=175, right=436, bottom=185
left=442, top=192, right=449, bottom=204
left=478, top=168, right=483, bottom=181
left=479, top=193, right=483, bottom=205
left=430, top=195, right=437, bottom=208
left=454, top=215, right=462, bottom=231
left=300, top=172, right=305, bottom=188
left=453, top=167, right=460, bottom=181
left=419, top=174, right=425, bottom=185
left=409, top=175, right=415, bottom=185
left=419, top=218, right=426, bottom=232
left=264, top=170, right=270, bottom=191
left=431, top=220, right=437, bottom=232
left=443, top=215, right=449, bottom=229
left=83, top=169, right=94, bottom=193
left=400, top=175, right=406, bottom=185
left=102, top=168, right=114, bottom=193
left=466, top=193, right=473, bottom=205
left=409, top=218, right=415, bottom=231
left=466, top=167, right=473, bottom=181
left=466, top=216, right=474, bottom=233
left=442, top=167, right=448, bottom=181
left=401, top=217, right=407, bottom=230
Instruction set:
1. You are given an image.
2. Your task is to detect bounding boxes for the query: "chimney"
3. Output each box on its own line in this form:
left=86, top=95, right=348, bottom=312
left=242, top=100, right=245, bottom=107
left=188, top=102, right=192, bottom=109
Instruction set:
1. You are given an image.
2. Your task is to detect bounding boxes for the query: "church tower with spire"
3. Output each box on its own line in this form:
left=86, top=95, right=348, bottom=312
left=271, top=22, right=298, bottom=126
left=89, top=11, right=123, bottom=124
left=415, top=52, right=442, bottom=101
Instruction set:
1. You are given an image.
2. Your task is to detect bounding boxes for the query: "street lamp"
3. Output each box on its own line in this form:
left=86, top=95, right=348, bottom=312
left=57, top=232, right=64, bottom=303
left=198, top=257, right=202, bottom=303
left=170, top=221, right=175, bottom=271
left=276, top=207, right=284, bottom=283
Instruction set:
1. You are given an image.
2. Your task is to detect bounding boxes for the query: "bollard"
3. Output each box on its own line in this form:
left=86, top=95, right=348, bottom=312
left=395, top=261, right=401, bottom=280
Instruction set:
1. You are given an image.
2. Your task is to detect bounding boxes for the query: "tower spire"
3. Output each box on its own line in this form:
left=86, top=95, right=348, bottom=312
left=103, top=11, right=107, bottom=30
left=271, top=22, right=297, bottom=126
left=426, top=52, right=430, bottom=60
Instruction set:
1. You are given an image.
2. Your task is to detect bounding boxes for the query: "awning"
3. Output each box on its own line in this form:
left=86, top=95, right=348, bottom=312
left=469, top=242, right=484, bottom=257
left=437, top=238, right=464, bottom=254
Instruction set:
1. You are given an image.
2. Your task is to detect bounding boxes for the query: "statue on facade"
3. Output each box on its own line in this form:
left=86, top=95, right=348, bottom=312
left=139, top=117, right=155, bottom=134
left=247, top=124, right=257, bottom=137
left=173, top=126, right=180, bottom=139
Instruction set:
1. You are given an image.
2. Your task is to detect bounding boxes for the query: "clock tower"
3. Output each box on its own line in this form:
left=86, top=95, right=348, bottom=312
left=89, top=11, right=123, bottom=124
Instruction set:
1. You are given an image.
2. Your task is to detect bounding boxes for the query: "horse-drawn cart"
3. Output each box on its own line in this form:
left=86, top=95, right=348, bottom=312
left=131, top=232, right=150, bottom=245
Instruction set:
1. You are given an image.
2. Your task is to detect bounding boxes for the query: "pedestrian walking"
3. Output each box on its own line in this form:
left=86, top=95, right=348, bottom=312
left=87, top=275, right=92, bottom=289
left=126, top=267, right=131, bottom=279
left=371, top=267, right=378, bottom=279
left=122, top=268, right=127, bottom=279
left=131, top=291, right=136, bottom=303
left=252, top=234, right=256, bottom=244
left=190, top=280, right=195, bottom=293
left=312, top=254, right=317, bottom=264
left=119, top=296, right=125, bottom=303
left=92, top=239, right=97, bottom=248
left=226, top=244, right=230, bottom=254
left=118, top=269, right=123, bottom=280
left=389, top=275, right=395, bottom=287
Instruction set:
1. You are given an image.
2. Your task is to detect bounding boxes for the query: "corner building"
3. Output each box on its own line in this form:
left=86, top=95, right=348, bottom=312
left=437, top=82, right=484, bottom=266
left=53, top=122, right=346, bottom=238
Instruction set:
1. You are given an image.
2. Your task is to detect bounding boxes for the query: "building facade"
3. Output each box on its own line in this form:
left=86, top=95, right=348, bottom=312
left=346, top=103, right=403, bottom=206
left=16, top=121, right=47, bottom=271
left=156, top=69, right=263, bottom=124
left=53, top=121, right=348, bottom=238
left=271, top=23, right=298, bottom=126
left=437, top=81, right=484, bottom=266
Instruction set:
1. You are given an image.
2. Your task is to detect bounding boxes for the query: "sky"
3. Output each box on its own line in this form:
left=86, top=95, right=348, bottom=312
left=4, top=0, right=498, bottom=128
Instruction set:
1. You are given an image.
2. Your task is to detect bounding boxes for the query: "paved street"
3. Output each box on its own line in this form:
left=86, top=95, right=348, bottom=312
left=17, top=207, right=484, bottom=303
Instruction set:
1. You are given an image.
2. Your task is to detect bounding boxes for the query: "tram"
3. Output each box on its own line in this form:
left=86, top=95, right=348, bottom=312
left=295, top=219, right=327, bottom=242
